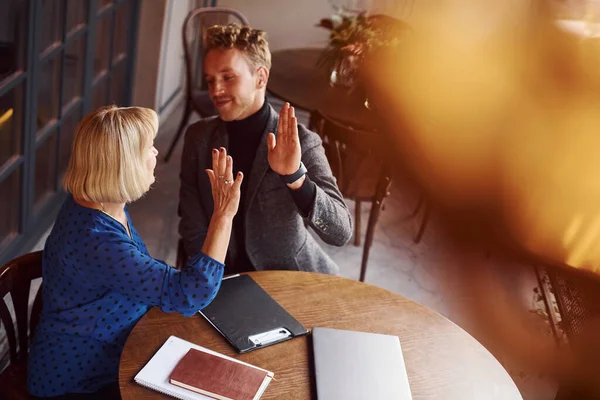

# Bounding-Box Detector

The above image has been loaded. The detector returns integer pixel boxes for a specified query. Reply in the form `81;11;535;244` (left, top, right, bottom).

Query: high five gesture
267;103;301;176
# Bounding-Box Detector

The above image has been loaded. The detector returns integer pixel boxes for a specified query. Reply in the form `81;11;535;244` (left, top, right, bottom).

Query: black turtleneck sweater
225;98;316;273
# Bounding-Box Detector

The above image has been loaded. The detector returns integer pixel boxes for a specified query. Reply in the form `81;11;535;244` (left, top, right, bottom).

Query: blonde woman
27;105;242;399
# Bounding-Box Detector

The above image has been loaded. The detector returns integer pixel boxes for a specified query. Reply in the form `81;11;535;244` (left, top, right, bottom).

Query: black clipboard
198;274;309;353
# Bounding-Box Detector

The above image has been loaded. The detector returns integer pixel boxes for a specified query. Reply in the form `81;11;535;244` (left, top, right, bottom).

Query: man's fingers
289;106;298;141
281;103;289;139
267;132;276;152
289;106;295;127
291;115;299;142
278;103;287;136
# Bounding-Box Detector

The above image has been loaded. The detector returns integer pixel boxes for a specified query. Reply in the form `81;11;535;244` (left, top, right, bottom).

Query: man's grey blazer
178;104;353;275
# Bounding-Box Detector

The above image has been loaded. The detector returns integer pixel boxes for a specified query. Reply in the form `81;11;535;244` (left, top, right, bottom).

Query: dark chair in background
538;265;600;400
0;251;43;400
310;111;393;282
164;7;249;162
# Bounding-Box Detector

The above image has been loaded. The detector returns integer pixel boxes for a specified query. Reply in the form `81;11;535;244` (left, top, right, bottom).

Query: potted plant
317;13;411;92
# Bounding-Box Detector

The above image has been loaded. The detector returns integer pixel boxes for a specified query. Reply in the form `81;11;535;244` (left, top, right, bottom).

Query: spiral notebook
134;336;274;400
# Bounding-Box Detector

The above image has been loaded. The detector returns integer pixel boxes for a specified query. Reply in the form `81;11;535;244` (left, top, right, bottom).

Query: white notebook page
134;336;273;400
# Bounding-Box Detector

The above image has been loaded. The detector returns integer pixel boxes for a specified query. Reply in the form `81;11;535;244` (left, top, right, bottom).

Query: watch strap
280;162;307;184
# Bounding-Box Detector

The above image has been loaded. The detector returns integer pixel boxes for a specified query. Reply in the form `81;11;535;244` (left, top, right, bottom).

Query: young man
178;24;352;275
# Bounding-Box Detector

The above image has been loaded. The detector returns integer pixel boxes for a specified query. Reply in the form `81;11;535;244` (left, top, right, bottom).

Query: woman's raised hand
205;147;243;220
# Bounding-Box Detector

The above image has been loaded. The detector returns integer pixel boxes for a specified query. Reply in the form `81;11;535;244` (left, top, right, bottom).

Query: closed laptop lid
312;327;413;400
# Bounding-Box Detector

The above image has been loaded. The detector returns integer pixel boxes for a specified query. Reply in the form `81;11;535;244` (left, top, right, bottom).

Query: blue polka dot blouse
27;195;224;397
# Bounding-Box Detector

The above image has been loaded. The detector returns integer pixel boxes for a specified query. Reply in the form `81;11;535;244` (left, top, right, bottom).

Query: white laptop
312;327;413;400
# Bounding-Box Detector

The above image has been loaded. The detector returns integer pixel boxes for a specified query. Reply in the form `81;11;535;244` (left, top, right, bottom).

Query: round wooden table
267;48;377;130
119;271;522;399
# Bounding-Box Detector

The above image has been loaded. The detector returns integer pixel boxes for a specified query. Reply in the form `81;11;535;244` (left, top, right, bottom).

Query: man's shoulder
297;121;322;149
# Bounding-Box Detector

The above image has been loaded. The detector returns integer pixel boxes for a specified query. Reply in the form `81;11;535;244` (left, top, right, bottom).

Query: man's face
204;48;263;121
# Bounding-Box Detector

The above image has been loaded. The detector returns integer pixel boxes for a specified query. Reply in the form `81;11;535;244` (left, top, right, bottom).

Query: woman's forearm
201;215;233;264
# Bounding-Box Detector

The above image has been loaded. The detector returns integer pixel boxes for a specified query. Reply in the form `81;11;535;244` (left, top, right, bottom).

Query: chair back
0;251;43;365
543;266;600;395
311;110;390;201
182;7;249;111
546;268;600;341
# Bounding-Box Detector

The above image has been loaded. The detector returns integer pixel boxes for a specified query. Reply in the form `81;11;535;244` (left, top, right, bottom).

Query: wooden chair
164;7;249;162
310;111;393;282
0;251;43;400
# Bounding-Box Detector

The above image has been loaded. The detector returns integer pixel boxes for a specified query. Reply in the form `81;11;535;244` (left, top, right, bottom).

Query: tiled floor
127;98;559;399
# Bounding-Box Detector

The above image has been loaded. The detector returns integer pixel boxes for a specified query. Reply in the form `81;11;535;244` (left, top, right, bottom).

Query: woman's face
144;137;159;184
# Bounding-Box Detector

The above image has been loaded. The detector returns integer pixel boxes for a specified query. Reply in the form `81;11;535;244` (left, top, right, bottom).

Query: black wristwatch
279;162;307;184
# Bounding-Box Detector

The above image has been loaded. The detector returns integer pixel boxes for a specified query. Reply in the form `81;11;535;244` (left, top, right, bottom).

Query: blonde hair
204;23;271;70
63;105;159;203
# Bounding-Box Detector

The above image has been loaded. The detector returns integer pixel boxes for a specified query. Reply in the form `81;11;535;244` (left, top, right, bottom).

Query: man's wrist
286;174;306;190
279;161;307;184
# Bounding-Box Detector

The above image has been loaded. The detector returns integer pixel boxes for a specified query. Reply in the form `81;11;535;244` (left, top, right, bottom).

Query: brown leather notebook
169;348;274;400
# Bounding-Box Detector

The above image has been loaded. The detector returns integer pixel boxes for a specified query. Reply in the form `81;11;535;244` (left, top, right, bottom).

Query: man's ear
256;66;269;88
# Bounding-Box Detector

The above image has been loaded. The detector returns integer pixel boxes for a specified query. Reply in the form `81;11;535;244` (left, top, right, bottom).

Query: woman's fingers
211;148;219;173
225;155;234;181
207;149;243;218
209;148;236;183
233;171;243;190
205;169;215;189
217;147;227;178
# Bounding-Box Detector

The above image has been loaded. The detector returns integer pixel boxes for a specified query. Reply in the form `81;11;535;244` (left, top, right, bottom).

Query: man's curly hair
204;24;271;70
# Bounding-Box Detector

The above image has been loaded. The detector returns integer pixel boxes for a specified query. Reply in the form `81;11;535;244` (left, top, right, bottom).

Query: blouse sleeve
78;229;224;317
